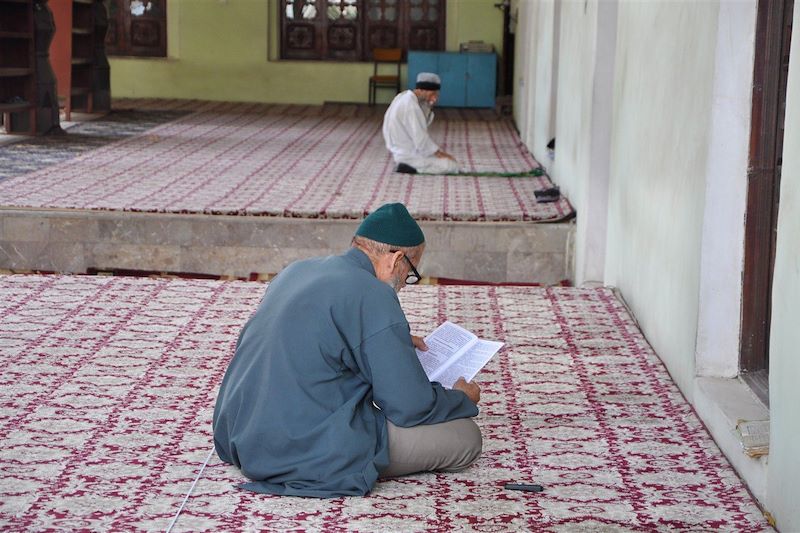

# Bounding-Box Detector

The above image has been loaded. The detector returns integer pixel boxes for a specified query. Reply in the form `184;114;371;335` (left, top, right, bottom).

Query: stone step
0;208;574;284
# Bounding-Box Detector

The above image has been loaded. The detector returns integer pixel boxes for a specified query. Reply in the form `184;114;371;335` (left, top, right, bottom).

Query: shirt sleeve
357;323;478;428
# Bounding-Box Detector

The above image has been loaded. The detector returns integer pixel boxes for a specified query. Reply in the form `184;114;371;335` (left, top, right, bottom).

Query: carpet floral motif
0;276;770;531
0;103;572;222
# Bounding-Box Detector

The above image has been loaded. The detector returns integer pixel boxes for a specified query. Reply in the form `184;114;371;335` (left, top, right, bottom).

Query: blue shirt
212;248;478;497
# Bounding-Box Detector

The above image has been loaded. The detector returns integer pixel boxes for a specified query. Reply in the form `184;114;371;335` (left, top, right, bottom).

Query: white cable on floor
165;445;216;533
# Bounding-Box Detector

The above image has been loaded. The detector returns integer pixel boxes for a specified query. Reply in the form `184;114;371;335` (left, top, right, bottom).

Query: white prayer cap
415;72;441;90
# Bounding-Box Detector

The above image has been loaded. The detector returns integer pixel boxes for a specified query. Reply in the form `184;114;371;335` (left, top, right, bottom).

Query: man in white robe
382;72;459;174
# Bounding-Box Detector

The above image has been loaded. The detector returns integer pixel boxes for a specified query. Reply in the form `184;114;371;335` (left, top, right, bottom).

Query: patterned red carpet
0;275;770;532
0;101;573;222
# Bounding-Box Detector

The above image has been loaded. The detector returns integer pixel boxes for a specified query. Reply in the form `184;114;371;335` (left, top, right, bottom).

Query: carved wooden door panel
406;0;443;52
105;0;166;57
325;0;361;61
281;0;445;61
365;0;402;54
282;0;324;59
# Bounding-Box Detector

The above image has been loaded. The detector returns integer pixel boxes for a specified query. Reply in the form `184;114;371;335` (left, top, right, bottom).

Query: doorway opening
741;0;793;406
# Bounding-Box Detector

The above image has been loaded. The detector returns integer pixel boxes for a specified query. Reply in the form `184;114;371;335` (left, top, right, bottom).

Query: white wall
512;0;536;146
512;0;560;164
531;0;559;165
553;1;595;213
604;1;720;396
766;4;800;529
695;1;757;378
513;0;799;529
553;0;616;285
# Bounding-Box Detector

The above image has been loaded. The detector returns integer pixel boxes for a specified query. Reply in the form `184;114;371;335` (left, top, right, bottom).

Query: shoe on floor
395;163;418;174
535;186;560;203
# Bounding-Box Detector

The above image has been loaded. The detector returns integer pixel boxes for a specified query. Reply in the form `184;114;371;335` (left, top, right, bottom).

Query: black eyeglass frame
390;250;422;285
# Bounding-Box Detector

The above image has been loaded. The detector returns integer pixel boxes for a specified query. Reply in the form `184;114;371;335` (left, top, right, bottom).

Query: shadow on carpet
0;110;191;182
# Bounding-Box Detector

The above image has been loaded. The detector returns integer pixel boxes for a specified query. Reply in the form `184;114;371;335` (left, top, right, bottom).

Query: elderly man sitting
213;203;482;497
382;72;460;174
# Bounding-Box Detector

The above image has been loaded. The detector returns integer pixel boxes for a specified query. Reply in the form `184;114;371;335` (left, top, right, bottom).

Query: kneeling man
213;203;482;497
383;72;459;174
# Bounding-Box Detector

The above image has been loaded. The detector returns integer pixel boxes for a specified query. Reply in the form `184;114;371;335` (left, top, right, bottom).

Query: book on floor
736;419;770;457
416;321;504;389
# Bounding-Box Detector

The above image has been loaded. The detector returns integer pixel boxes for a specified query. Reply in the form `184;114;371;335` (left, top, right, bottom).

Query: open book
416;321;504;389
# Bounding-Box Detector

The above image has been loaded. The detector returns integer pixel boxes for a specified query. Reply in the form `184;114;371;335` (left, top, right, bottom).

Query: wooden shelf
0;101;32;112
0;0;35;134
0;30;31;39
0;67;33;77
67;0;98;117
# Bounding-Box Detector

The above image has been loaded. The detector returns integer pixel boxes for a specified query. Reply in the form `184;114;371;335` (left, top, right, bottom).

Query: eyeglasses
390;250;422;285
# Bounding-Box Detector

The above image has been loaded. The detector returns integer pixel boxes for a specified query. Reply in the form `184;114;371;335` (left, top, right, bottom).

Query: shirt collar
344;247;376;276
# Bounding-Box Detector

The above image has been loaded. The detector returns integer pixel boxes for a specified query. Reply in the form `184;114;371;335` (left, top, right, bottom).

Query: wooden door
741;0;793;405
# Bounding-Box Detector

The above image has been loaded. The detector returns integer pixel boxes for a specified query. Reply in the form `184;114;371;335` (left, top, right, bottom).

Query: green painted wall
109;0;503;105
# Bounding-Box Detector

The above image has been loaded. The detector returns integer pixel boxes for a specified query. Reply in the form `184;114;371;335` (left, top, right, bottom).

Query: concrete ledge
693;376;769;505
0;208;574;284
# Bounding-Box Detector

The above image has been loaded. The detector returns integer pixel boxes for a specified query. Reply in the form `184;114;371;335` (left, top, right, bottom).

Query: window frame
104;0;167;58
280;0;446;62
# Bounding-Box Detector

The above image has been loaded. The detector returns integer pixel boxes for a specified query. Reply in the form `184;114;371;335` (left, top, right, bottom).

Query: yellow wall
110;0;503;105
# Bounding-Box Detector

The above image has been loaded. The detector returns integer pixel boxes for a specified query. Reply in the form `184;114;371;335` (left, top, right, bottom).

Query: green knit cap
355;203;425;247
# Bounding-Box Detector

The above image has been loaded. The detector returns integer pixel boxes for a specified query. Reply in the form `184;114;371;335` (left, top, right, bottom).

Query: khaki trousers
380;418;482;478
